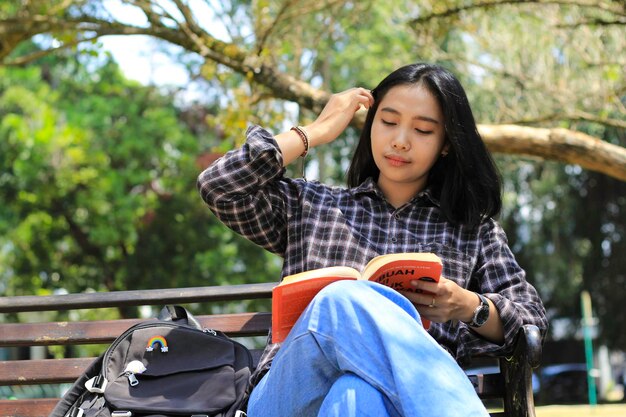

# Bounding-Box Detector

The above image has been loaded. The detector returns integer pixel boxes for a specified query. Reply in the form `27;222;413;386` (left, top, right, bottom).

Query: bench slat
0;283;275;313
0;312;272;347
0;358;95;385
0;400;509;417
0;357;504;399
0;398;57;417
0;348;266;386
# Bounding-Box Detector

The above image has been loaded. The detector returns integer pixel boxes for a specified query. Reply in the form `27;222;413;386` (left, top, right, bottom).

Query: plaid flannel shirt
197;125;547;383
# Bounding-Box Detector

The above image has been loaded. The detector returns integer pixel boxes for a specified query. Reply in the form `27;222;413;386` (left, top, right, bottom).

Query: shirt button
390;237;397;243
394;213;401;220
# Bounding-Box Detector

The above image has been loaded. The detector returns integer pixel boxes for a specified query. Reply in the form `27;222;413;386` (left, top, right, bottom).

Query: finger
354;93;373;111
360;87;375;107
400;290;433;307
410;279;439;294
354;87;374;107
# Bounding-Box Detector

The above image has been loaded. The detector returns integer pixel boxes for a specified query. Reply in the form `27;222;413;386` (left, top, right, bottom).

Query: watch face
475;307;489;326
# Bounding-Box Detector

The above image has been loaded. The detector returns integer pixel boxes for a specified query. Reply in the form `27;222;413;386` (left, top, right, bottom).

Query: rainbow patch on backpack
146;335;168;352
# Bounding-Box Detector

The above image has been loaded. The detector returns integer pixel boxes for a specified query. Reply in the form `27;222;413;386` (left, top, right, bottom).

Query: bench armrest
500;324;543;417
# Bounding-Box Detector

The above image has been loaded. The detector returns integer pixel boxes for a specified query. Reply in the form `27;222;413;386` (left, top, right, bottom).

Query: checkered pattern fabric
198;125;547;380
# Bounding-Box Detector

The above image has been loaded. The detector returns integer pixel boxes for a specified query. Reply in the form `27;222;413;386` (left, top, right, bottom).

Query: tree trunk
478;125;626;181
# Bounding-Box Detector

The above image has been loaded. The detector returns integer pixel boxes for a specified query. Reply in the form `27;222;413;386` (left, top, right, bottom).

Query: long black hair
346;63;502;228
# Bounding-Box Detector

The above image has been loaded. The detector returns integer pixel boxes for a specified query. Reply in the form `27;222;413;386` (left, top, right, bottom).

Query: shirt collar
351;178;440;207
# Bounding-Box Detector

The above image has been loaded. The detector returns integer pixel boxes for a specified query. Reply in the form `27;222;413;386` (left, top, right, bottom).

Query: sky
98;0;223;88
98;1;235;104
99;0;189;88
101;35;188;86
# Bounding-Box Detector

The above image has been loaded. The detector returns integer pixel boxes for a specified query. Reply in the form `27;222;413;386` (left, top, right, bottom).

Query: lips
384;154;410;167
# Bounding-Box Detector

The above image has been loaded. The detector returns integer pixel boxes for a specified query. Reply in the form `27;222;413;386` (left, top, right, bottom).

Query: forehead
377;84;443;121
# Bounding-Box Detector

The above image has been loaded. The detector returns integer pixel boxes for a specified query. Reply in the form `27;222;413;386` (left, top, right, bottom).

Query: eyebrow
380;107;440;125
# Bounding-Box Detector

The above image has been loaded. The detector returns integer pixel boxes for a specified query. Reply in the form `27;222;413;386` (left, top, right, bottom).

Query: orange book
271;253;442;343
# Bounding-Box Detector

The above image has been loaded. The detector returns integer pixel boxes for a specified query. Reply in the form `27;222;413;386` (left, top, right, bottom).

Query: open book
271;252;442;343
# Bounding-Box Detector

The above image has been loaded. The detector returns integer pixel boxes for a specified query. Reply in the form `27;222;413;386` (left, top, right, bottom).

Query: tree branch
509;111;626;130
557;17;626;27
409;0;625;25
279;0;350;21
171;0;203;33
126;0;167;27
1;6;625;182
255;0;297;55
479;124;626;181
3;34;100;66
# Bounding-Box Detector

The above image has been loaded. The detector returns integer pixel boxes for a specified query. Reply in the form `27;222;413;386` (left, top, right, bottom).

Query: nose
391;132;411;151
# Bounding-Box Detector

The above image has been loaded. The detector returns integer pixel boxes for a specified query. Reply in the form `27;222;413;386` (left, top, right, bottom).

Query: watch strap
465;293;490;327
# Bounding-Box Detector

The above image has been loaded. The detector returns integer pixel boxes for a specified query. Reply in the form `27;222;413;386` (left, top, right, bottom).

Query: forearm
274;123;330;167
274;129;310;167
459;290;504;344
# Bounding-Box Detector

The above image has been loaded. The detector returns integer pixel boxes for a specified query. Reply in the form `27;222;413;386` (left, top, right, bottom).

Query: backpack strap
67;406;84;417
85;375;108;393
157;305;203;330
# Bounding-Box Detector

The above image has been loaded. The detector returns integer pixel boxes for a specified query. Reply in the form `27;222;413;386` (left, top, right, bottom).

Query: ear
441;142;450;157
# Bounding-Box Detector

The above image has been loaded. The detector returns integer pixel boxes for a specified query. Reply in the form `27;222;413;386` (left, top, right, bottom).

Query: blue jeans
247;281;489;417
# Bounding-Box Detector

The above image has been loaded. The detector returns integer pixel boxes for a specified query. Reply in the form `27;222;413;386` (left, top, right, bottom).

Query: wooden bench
0;283;542;417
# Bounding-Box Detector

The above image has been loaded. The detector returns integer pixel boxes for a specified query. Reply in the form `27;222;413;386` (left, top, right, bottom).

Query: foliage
0;43;281;306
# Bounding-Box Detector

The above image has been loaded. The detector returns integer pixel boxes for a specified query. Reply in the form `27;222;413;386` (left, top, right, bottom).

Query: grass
535;404;626;417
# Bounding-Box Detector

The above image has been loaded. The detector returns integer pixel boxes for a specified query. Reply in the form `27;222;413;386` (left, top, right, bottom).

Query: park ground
535;404;626;416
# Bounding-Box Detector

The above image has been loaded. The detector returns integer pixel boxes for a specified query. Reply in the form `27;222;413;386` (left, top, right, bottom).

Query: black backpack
50;305;253;417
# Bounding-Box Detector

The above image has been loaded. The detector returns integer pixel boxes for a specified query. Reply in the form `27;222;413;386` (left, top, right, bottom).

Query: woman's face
370;83;448;207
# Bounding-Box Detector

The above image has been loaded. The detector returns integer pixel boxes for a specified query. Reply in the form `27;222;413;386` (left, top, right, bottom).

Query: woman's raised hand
274;87;374;167
305;87;374;147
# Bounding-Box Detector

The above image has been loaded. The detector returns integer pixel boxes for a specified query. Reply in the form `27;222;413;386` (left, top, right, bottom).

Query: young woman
198;63;547;417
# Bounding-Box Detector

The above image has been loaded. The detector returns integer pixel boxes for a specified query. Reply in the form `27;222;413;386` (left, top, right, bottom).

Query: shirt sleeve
196;125;297;257
457;219;548;359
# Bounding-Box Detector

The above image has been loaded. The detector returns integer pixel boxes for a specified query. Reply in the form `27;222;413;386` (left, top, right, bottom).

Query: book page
280;266;361;285
362;253;442;289
361;253;442;330
362;253;441;279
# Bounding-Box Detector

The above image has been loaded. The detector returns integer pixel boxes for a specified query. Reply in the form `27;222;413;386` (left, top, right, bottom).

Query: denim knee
313;280;419;321
315;280;364;303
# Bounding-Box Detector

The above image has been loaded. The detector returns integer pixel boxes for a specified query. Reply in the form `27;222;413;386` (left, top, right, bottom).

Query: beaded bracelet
290;126;309;158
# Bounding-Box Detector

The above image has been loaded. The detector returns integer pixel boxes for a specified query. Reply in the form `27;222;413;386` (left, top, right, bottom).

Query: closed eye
382;119;433;134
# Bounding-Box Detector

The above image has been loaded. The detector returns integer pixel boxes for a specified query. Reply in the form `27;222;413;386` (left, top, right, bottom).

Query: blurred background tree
0;41;281;305
0;0;624;349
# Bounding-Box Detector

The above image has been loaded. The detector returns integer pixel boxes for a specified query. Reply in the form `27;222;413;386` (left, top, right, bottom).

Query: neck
377;180;425;208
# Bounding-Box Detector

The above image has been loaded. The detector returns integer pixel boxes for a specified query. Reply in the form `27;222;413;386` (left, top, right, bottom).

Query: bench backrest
0;283;540;417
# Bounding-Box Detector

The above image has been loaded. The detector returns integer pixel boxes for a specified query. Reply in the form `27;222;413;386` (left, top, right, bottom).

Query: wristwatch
465;293;490;328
